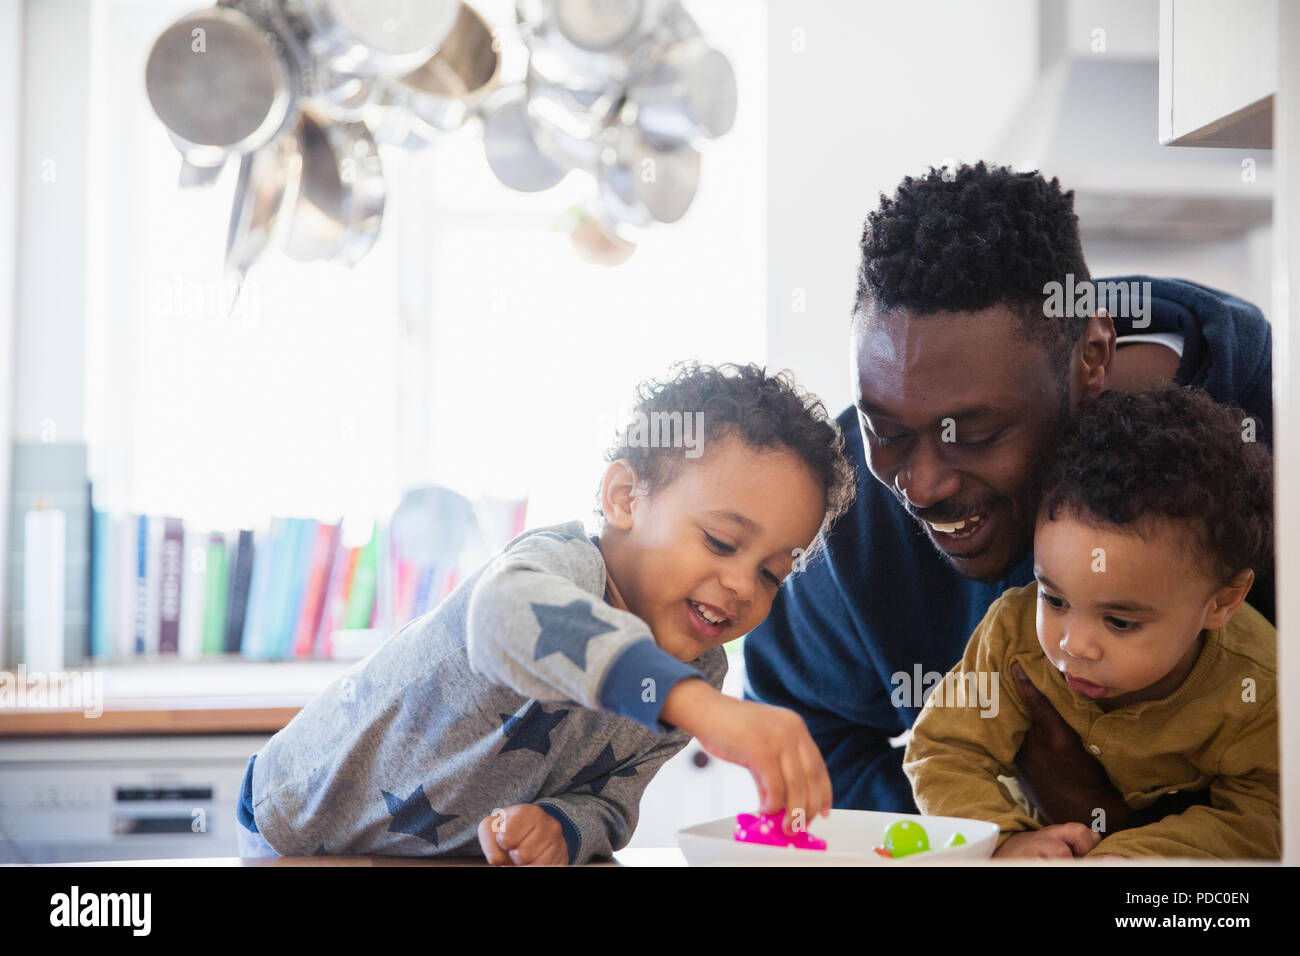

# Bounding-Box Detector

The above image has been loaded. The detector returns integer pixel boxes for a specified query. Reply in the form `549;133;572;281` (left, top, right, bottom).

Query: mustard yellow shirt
902;582;1279;859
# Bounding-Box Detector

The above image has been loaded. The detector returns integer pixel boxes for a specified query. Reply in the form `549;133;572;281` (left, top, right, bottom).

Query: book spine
241;519;279;659
313;536;351;658
90;508;113;659
201;532;229;655
133;515;148;656
280;518;317;657
294;521;339;657
224;529;254;654
157;517;184;654
344;523;379;630
178;528;206;660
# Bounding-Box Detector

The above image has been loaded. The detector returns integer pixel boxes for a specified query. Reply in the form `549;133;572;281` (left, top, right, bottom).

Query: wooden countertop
0;659;353;737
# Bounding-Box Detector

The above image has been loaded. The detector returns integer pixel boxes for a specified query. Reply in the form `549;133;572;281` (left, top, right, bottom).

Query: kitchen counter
23;848;687;867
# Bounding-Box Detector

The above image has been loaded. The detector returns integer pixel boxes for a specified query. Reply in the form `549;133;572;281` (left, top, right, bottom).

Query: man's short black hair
855;161;1091;376
1040;383;1273;584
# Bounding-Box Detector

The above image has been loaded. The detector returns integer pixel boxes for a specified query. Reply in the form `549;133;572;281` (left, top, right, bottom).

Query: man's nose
895;440;960;510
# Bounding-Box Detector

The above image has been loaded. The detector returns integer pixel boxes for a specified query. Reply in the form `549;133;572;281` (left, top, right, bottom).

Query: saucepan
628;40;737;146
481;86;569;193
279;0;462;77
374;1;502;146
284;108;386;265
596;122;699;226
146;5;297;178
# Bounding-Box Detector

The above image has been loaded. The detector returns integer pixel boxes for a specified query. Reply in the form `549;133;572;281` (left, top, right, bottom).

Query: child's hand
663;680;831;833
993;823;1101;859
476;804;568;866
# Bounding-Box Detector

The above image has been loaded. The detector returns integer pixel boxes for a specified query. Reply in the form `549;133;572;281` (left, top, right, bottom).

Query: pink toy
734;811;828;850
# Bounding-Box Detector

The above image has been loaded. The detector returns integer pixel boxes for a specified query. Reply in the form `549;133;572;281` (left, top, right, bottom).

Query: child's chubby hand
993;823;1101;859
663;679;832;834
476;804;568;866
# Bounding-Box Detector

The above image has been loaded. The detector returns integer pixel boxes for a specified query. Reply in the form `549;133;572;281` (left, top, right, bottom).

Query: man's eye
703;532;735;554
959;429;1003;447
869;430;906;447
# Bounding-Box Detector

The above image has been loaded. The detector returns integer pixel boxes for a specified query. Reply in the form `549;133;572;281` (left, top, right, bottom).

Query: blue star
382;784;458;847
498;701;570;757
313;843;330;856
531;599;617;670
575;743;639;794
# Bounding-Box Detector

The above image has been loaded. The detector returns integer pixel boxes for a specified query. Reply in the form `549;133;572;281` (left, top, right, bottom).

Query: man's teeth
927;514;983;533
691;601;726;625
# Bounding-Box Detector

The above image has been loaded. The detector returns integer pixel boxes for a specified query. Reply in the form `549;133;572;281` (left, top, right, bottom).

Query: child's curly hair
600;362;856;556
1039;383;1272;583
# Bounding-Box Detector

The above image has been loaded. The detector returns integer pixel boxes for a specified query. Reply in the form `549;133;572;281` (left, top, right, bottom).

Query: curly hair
601;362;856;553
1039;383;1273;584
856;161;1091;376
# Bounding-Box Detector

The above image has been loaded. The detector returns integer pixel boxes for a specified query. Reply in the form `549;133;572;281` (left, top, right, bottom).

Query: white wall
763;0;1040;414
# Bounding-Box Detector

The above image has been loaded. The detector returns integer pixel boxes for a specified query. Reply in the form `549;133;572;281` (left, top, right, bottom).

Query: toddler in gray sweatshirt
237;362;855;864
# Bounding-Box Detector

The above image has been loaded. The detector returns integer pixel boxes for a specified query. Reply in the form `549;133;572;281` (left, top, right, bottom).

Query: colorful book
293;521;340;657
132;515;149;655
201;532;229;655
241;518;282;659
90;508;113;659
143;516;164;655
314;537;354;658
224;529;255;654
266;518;312;658
344;523;379;630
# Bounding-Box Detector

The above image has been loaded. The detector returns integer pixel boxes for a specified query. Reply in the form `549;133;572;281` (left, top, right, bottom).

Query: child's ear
600;460;640;530
1202;568;1255;630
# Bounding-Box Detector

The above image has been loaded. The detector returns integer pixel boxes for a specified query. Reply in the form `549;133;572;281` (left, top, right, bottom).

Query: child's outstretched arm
465;529;709;732
902;590;1043;850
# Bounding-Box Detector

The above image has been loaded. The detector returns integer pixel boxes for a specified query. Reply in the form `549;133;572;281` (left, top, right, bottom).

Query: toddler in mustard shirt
904;383;1279;859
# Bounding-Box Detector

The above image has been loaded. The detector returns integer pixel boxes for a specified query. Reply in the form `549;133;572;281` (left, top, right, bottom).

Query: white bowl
676;809;999;866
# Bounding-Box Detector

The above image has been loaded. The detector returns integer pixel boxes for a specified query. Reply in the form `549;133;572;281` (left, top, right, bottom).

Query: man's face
852;304;1066;582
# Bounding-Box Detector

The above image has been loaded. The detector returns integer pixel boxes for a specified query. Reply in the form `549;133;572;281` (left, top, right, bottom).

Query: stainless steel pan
284;108;386;264
226;124;303;278
146;6;296;168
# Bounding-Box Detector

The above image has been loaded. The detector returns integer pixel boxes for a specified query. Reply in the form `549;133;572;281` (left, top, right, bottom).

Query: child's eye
1041;592;1066;610
703;532;736;554
760;567;781;587
1105;616;1140;633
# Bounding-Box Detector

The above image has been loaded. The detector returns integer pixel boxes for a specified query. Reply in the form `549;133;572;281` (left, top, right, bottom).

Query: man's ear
1202;568;1255;630
1072;308;1116;403
600;459;640;530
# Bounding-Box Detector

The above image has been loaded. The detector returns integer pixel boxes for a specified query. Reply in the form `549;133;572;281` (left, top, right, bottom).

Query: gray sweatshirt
248;521;727;863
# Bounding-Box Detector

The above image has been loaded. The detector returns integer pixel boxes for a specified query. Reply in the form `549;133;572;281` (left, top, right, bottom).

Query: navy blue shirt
743;276;1275;813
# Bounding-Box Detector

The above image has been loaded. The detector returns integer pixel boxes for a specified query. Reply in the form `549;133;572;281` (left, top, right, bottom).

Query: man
743;162;1274;827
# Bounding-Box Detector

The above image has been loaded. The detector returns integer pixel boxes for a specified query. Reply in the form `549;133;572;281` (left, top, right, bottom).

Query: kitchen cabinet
1159;0;1277;147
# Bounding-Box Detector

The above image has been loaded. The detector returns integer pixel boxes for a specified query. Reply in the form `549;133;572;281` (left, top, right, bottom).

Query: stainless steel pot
373;1;502;145
284;108;386;265
596;123;699;225
146;5;297;165
481;87;569;193
281;0;462;77
629;40;736;146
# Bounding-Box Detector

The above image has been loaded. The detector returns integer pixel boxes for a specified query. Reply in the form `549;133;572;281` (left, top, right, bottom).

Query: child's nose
718;565;756;604
1059;627;1103;661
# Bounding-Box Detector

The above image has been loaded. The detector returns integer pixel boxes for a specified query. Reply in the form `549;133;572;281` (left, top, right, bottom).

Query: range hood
992;8;1272;241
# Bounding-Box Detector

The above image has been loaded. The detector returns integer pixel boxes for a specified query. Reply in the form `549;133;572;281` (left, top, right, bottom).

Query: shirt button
1088;744;1102;755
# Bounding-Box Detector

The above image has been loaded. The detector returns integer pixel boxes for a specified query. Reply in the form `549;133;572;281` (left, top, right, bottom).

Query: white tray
676;809;999;866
